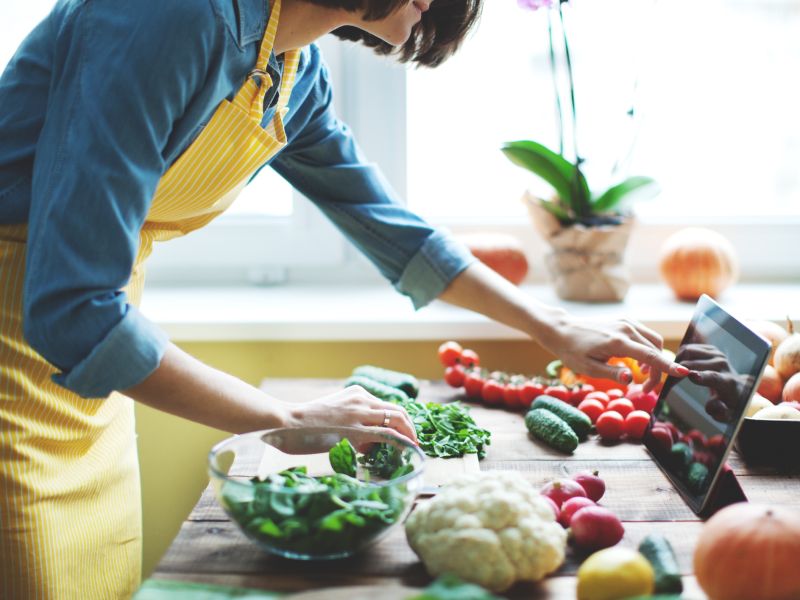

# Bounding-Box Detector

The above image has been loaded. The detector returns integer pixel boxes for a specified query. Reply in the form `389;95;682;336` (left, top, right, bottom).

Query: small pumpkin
658;228;738;301
694;503;800;600
456;232;529;285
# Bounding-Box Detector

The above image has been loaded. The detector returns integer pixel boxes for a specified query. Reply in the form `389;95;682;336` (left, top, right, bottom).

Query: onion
757;365;784;404
747;320;789;366
774;319;800;381
782;373;800;403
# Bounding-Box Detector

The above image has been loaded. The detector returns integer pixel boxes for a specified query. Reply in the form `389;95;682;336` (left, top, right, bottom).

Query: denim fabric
0;0;475;398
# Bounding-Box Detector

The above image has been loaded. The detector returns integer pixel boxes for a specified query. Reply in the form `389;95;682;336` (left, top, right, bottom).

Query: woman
0;0;688;597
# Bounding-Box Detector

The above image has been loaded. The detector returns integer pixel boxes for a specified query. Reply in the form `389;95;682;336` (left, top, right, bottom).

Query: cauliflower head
404;471;567;592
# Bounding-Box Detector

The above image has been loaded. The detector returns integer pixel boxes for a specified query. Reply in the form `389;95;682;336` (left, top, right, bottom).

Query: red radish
607;398;635;418
577;398;605;424
541;478;588;508
624;410;651;440
541;495;560;519
573;471;606;502
596;411;626;442
783;373;800;402
559;497;596;527
570;506;625;551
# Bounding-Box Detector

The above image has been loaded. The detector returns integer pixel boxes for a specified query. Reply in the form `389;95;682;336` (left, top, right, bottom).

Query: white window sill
139;282;800;342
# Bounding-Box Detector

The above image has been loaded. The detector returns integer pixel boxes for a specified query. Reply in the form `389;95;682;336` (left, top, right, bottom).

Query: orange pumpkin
659;227;739;301
694;503;800;600
456;232;529;285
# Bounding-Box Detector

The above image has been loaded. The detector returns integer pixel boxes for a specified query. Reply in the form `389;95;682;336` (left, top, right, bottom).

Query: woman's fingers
368;407;418;445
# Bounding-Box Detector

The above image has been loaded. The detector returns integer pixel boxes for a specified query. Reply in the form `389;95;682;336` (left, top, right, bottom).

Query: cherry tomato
706;434;726;456
585;391;610;407
520;380;546;407
596;411;625;442
607;398;635;419
606;388;626;400
459;348;480;368
629;388;659;414
437;341;463;367
648;426;674;454
569;383;595;406
444;364;466;388
544;385;570;403
502;383;522;409
683;429;708;449
463;370;485;399
577;398;605;424
624;409;651;440
481;379;504;405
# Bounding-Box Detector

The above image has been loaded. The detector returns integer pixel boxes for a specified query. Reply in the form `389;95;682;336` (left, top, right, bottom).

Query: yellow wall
136;338;679;578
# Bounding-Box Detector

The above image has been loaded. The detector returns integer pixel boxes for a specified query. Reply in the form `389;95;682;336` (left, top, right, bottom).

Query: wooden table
148;379;800;599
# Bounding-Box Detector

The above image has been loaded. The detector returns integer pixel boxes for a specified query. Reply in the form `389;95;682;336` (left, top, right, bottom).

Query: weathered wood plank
158;519;704;580
152;572;708;600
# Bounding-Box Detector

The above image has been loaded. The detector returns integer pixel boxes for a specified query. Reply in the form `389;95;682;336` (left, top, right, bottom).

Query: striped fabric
0;0;298;596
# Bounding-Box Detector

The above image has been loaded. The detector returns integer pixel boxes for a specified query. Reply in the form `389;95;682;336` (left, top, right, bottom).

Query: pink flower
517;0;556;10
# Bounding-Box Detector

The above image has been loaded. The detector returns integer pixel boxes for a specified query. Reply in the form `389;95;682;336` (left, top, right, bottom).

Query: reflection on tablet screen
645;297;767;506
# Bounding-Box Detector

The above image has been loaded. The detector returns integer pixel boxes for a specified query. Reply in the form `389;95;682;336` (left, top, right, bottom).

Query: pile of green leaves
222;439;412;557
400;397;491;460
408;575;501;600
223;466;407;557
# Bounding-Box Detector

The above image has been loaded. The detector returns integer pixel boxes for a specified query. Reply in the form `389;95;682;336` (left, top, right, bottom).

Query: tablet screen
643;295;770;513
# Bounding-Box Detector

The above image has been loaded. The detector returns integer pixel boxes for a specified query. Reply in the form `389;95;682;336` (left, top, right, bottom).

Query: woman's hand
544;314;690;391
285;385;418;445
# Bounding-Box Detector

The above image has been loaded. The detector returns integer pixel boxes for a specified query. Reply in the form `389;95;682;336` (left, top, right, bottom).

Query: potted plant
504;0;660;302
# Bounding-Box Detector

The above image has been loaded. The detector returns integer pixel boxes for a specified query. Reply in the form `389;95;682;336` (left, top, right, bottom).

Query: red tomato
596;411;625;441
648;425;674;453
606;388;626;400
520;380;546;407
585;391;610;407
437;341;463;367
502;384;522;409
577;398;605;424
624;410;651;440
629;389;659;414
463;370;485;399
607;398;634;419
481;379;504;405
544;385;570;403
459;348;480;368
683;429;708;449
706;434;726;456
569;383;595;406
443;364;466;388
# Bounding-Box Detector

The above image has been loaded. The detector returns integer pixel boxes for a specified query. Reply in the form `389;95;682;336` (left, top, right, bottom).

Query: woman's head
305;0;483;67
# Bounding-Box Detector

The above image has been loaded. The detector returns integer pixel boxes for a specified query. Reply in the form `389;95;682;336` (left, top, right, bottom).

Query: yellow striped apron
0;0;298;596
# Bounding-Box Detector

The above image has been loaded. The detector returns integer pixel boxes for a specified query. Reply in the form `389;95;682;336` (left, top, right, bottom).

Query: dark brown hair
303;0;483;67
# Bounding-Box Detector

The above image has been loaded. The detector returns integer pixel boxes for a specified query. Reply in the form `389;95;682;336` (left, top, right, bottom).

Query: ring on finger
382;410;391;427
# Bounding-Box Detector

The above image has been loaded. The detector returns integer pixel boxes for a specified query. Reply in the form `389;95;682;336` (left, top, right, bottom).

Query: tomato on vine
459;348;480;368
444;364;466;388
437;341;463;367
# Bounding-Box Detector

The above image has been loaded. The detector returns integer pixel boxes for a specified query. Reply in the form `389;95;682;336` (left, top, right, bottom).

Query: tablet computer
643;294;771;515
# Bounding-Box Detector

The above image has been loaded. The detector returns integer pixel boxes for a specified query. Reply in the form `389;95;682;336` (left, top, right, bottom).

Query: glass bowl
208;426;425;560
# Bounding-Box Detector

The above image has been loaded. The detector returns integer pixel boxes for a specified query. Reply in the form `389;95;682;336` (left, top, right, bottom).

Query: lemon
576;547;655;600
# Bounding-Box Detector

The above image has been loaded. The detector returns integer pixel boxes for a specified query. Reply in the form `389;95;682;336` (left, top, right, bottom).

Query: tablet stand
699;463;748;518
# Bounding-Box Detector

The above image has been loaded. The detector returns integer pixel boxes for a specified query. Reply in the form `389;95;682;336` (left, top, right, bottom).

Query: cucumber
344;375;410;405
638;533;684;594
524;408;579;454
669;442;693;475
351;365;419;399
687;461;709;493
531;395;592;439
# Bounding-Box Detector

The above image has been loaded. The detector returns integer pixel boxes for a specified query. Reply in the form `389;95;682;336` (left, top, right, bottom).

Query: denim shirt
0;0;475;398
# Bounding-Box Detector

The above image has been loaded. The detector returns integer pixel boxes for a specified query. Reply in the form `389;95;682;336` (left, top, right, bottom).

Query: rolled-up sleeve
270;51;475;310
22;0;222;397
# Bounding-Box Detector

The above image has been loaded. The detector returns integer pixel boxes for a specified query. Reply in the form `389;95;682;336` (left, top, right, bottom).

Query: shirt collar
235;0;269;47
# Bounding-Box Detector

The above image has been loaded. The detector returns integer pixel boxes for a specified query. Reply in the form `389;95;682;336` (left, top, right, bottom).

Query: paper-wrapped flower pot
523;191;634;302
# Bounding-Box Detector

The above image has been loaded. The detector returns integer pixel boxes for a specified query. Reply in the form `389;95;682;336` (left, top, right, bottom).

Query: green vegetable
408;574;502;600
638;533;684;595
619;596;683;600
344;377;491;460
352;365;420;398
524;408;579;454
329;438;357;477
669;442;693;475
531;395;592;439
222;459;411;557
358;443;414;480
687;461;709;494
345;375;410;404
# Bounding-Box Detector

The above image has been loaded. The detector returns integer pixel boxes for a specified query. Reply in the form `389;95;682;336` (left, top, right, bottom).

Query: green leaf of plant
592;176;660;213
329;438;357;477
501;140;591;217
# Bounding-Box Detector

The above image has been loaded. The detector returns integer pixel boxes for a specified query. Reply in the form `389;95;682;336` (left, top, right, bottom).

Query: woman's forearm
123;342;290;434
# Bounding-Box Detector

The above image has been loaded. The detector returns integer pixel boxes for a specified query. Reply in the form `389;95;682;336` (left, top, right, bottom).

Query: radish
573;471;606;502
558;497;596;527
540;478;587;508
570;506;625;551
